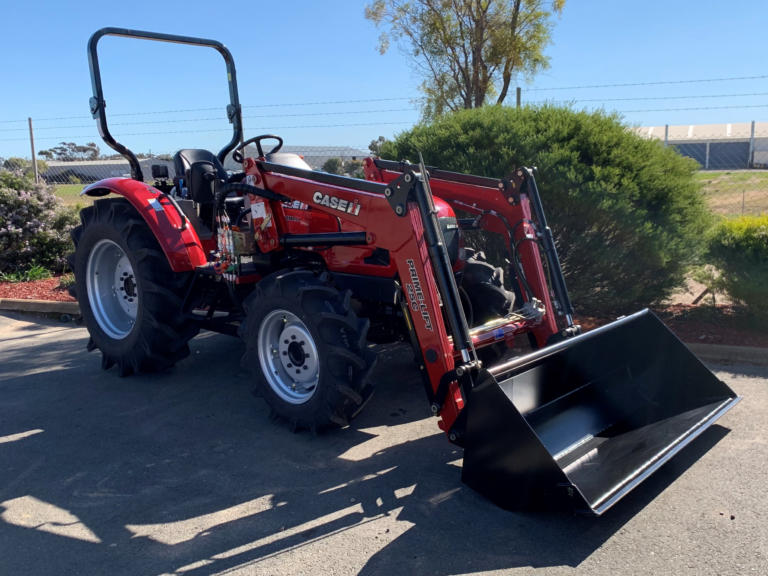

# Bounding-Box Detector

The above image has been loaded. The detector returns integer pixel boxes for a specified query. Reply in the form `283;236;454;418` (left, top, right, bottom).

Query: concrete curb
0;298;80;316
0;299;765;366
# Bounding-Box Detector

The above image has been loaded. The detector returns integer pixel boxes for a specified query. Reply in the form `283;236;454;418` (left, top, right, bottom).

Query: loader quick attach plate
460;309;740;515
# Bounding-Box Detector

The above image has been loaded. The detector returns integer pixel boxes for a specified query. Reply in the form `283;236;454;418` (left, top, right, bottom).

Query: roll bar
87;27;243;182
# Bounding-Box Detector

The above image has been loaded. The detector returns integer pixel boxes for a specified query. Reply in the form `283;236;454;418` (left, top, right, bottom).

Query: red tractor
72;28;739;515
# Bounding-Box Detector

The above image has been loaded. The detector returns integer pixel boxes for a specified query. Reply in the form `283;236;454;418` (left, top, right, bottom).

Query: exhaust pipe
461;309;740;515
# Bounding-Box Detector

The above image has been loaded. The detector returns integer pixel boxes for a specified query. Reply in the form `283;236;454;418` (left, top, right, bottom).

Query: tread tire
240;270;376;431
71;198;198;376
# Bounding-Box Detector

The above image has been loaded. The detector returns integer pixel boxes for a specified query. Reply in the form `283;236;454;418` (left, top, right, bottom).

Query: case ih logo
312;191;361;216
405;259;433;331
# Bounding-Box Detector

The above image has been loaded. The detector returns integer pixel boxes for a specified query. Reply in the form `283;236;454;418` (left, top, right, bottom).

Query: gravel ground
0;312;766;576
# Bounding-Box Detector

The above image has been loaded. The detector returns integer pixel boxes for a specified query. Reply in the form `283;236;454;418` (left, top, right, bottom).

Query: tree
2;157;29;172
38;141;100;161
1;157;49;179
345;159;366;179
322;158;343;174
369;136;389;156
365;0;564;118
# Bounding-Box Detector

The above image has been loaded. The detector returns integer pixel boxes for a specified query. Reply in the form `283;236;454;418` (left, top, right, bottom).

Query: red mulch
577;304;768;349
2;277;766;349
0;277;76;302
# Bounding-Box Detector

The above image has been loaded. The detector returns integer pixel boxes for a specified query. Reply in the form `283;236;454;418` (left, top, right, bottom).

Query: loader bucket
461;309;740;515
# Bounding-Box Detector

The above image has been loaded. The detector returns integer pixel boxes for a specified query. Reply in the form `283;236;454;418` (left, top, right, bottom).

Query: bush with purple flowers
0;171;78;275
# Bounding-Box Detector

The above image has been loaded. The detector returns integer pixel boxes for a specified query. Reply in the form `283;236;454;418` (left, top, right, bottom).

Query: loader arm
365;158;576;347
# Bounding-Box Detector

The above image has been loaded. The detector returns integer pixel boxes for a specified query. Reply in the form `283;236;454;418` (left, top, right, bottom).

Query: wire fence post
28;117;39;183
516;87;521;109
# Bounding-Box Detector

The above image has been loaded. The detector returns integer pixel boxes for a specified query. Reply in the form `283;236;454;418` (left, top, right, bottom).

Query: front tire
240;270;376;431
71;198;198;376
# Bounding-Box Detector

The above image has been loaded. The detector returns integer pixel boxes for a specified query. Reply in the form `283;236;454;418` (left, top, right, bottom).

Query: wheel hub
258;309;320;404
86;239;137;340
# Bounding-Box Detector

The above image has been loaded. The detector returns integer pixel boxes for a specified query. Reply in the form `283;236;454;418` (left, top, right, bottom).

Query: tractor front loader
72;28;739;515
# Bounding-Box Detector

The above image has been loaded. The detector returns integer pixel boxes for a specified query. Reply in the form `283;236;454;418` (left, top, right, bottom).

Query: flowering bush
0;171;78;274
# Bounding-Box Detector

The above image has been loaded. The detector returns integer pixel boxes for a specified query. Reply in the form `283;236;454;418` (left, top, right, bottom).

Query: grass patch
0;265;53;283
58;272;75;290
53;183;93;207
695;170;768;216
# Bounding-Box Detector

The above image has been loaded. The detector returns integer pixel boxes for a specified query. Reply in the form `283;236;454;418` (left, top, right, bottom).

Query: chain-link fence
637;121;768;169
695;170;768;217
38;145;370;186
3;124;767;216
635;122;768;216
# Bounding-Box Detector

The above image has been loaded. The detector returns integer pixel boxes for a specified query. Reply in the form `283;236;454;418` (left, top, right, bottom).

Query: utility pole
28;117;39;183
516;87;521;109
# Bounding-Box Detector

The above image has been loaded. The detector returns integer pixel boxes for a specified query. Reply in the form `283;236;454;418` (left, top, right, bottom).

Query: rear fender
82;178;207;272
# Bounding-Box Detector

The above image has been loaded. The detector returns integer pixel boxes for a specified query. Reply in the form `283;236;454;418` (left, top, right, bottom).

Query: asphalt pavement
0;311;766;576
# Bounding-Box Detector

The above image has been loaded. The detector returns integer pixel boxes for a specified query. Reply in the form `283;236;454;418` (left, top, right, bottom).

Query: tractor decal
312;191;361;215
405;258;433;331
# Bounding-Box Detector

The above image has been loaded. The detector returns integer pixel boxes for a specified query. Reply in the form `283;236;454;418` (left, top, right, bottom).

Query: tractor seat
173;149;228;204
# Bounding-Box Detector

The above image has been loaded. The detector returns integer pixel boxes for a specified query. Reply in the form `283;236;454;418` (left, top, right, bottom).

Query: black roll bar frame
87;27;243;182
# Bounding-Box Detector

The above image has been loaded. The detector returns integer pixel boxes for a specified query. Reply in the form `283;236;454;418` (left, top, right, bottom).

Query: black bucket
461;309;740;515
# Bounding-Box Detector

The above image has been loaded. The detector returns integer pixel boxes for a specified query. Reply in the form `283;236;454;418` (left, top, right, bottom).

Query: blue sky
1;0;767;159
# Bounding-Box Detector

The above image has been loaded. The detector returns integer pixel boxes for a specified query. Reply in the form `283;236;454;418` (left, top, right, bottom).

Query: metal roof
636;122;768;142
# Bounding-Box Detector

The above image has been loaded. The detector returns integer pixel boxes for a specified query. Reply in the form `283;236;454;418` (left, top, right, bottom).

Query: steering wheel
232;134;284;163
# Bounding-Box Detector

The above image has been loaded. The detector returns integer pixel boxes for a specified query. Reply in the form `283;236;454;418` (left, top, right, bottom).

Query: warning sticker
251;201;267;220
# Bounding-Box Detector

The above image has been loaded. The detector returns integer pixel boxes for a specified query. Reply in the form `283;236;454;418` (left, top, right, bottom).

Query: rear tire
71;198;198;376
240;270;376;431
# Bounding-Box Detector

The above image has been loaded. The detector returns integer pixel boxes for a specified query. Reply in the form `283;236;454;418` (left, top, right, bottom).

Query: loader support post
413;173;476;363
518;168;574;325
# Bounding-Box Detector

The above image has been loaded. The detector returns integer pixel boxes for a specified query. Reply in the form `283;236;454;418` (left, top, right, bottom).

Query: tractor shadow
0;317;734;575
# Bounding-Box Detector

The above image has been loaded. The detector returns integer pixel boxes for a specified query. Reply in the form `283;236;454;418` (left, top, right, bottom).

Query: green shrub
707;215;768;315
0;264;52;283
0;171;79;275
381;105;712;313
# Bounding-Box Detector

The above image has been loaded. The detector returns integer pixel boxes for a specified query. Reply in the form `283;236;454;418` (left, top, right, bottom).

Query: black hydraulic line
215;182;290;207
280;232;368;248
520;168;575;322
88;27;243;181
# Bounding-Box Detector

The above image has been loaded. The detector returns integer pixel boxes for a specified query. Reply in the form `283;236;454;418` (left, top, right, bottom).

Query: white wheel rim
86;239;137;340
257;309;320;404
